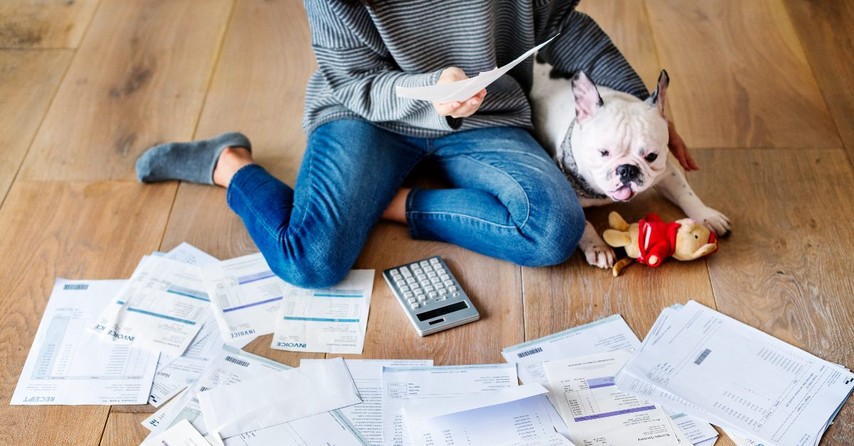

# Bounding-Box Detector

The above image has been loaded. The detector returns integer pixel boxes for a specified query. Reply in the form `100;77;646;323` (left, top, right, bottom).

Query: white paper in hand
395;34;559;103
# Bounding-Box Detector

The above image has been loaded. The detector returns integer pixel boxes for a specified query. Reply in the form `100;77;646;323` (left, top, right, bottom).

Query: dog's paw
583;243;616;269
692;207;732;237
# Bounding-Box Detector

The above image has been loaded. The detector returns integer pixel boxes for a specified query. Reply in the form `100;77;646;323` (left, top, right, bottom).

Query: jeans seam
408;210;519;230
457;153;532;228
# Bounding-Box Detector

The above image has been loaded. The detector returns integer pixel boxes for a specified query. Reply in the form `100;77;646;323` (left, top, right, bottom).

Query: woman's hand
668;120;699;171
432;67;487;119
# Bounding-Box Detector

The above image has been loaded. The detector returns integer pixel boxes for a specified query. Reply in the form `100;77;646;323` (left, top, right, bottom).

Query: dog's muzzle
617;164;640;185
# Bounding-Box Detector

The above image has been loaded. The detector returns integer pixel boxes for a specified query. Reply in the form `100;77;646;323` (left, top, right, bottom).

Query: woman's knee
267;249;353;289
512;190;585;267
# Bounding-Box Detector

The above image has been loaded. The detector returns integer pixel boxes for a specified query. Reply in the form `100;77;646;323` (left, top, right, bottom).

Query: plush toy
602;211;718;277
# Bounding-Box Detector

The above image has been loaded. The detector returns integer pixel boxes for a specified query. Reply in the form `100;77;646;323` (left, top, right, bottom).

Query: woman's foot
135;132;252;185
212;147;254;187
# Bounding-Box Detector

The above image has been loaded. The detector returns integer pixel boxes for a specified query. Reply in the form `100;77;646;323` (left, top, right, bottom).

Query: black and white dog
530;62;731;268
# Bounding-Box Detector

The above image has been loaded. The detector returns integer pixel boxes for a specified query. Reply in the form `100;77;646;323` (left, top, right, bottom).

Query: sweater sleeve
539;4;648;99
304;1;454;129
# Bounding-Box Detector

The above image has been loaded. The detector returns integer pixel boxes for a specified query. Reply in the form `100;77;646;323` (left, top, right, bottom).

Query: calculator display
417;301;468;322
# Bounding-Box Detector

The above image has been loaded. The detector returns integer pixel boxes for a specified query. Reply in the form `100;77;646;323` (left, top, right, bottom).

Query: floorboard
100;412;152;446
0;49;72;204
646;0;839;149
19;0;233;182
0;0;99;49
783;0;854;161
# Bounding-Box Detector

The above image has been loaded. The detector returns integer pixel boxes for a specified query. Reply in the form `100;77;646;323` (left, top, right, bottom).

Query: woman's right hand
432;67;487;119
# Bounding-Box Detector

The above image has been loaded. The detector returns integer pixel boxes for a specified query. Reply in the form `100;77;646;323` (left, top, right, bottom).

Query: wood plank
578;0;662;88
646;0;839;149
100;412;152;446
19;0;233;182
698;148;854;445
0;0;99;49
0;180;175;446
783;0;854;160
0;49;72;204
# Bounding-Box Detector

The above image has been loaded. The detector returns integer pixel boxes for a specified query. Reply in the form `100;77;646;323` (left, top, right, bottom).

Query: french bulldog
530;61;731;268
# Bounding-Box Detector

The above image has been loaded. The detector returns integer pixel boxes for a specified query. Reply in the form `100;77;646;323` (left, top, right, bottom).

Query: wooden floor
1;1;852;445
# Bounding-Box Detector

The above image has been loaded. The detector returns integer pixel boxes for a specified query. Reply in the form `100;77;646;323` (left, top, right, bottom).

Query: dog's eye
599;149;610;157
645;153;658;162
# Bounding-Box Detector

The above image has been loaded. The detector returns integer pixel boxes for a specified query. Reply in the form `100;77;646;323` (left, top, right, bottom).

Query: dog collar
558;119;608;200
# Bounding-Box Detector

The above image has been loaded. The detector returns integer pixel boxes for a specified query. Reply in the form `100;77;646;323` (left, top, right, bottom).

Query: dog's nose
616;164;640;183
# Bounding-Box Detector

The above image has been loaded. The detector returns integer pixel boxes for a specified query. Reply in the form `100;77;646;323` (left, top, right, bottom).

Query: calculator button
404;291;413;298
430;277;441;284
415;289;424;296
428;291;437;298
420;260;430;267
440;274;450;281
449;285;458;292
427;271;437;278
430;257;440;264
407;297;417;303
424;285;435;292
410;303;420;309
443;280;453;287
402;269;412;277
399;285;410;292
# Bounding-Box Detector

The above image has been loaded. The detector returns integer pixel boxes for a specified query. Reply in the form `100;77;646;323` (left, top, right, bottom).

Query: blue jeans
226;119;584;288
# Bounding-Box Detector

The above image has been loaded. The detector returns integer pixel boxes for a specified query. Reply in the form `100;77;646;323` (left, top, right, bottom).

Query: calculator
383;256;480;336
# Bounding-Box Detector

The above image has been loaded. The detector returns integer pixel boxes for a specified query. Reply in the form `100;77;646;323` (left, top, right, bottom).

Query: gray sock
135;132;252;184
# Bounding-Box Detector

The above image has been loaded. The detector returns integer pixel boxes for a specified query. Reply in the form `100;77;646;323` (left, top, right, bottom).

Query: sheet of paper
395;35;558;103
302;359;434;446
199;357;362;440
616;300;854;446
272;270;374;354
404;384;569;446
143;345;287;435
11;279;159;405
381;364;518;446
202;253;286;344
545;350;682;446
164;242;220;267
219;411;368;446
141;419;211;446
501;314;718;445
91;255;211;356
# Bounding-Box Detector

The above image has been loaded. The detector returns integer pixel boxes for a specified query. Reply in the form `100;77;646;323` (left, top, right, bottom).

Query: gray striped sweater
303;0;647;138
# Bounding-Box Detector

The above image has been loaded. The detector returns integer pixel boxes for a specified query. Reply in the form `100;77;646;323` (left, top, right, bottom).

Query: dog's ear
646;69;669;117
571;71;603;123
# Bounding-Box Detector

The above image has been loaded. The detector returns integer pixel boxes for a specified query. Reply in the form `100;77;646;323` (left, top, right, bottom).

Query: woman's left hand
668;120;699;171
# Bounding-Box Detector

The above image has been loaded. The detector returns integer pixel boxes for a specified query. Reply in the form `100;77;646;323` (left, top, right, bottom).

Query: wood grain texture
19;0;233;182
0;50;72;204
578;0;661;88
0;180;175;446
0;0;99;48
100;412;153;446
783;0;854;159
646;0;839;149
695;149;854;445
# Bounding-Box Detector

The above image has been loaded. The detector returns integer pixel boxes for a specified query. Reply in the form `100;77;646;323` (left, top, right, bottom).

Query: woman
136;0;695;288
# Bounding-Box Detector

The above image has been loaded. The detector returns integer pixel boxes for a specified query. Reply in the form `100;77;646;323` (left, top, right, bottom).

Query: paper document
163;242;220;267
218;411;368;446
302;359;434;445
381;364;518;446
91;255;210;356
143;345;287;435
395;35;558;103
501;314;718;445
545;350;683;446
403;384;569;446
616;300;854;446
11;279;159;405
202;253;286;344
272;270;374;354
141;419;210;446
198;357;362;440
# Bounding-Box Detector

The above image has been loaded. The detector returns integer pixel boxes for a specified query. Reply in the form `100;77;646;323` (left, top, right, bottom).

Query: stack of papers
501;315;719;446
615;300;854;446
